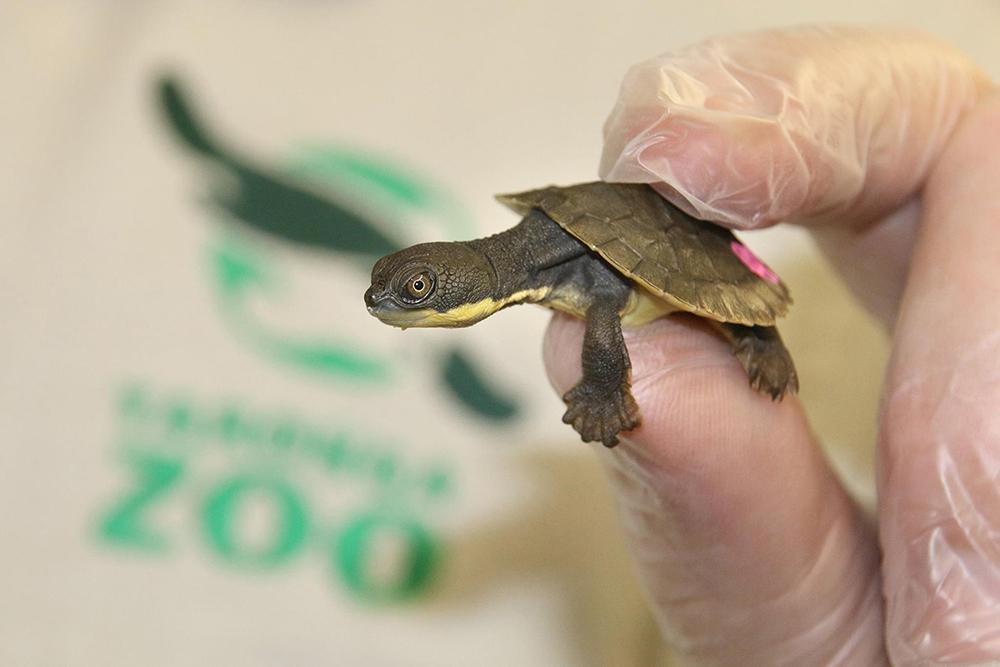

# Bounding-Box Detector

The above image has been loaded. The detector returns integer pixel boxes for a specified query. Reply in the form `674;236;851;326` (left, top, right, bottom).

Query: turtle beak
364;286;441;329
363;285;383;312
364;285;410;325
364;285;399;319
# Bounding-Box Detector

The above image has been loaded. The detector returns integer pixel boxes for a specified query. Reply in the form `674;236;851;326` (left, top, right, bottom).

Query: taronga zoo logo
155;76;519;422
89;76;522;605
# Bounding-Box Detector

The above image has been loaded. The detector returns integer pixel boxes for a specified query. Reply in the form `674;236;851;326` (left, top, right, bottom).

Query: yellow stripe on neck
432;288;549;326
386;288;550;328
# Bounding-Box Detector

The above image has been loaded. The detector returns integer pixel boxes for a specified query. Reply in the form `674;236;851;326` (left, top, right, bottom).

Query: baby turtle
364;181;797;446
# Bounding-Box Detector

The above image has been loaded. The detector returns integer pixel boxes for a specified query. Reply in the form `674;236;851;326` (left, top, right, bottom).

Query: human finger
879;97;1000;665
601;25;991;231
544;314;887;665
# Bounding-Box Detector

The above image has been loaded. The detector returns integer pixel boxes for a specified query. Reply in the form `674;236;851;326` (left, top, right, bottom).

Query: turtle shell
496;181;791;326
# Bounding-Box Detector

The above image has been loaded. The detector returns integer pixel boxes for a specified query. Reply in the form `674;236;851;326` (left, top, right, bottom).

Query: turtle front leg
720;323;799;400
561;296;640;447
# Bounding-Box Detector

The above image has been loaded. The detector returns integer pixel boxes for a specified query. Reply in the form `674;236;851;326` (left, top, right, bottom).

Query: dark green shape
158;77;399;258
440;348;519;421
334;512;439;603
288;151;430;208
158;73;521;422
201;475;310;569
96;452;184;552
285;148;470;240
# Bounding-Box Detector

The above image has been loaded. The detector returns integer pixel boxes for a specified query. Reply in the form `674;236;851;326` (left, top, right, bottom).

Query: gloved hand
543;25;998;666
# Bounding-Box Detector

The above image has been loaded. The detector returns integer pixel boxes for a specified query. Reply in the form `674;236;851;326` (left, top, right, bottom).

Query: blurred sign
95;381;449;603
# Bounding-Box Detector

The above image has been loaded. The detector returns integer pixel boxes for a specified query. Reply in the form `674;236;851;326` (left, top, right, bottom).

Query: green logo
95;382;450;603
91;75;529;605
158;77;520;422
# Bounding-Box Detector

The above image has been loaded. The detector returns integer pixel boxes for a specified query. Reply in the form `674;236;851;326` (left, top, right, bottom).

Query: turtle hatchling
364;181;797;447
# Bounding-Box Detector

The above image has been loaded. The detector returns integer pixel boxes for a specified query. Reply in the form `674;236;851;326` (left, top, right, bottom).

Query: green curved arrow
211;238;389;380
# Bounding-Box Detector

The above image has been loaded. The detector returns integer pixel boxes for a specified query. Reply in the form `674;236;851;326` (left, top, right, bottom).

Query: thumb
601;25;991;230
544;314;886;665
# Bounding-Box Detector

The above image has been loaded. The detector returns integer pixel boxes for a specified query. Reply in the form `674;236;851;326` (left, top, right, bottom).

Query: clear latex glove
544;25;999;666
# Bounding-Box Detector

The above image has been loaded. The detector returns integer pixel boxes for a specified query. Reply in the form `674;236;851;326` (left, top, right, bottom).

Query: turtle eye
402;271;435;303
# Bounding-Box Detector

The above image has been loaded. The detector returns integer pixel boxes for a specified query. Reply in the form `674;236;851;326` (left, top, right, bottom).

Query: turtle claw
561;383;641;448
733;333;798;401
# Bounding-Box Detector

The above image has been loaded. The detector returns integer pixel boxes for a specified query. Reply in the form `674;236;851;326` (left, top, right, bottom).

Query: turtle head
364;241;499;328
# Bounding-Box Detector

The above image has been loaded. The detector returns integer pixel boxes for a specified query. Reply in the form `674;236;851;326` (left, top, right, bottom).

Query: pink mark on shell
730;241;780;284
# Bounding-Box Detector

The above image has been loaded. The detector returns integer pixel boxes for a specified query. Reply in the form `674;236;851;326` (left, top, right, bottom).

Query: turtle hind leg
562;295;640;447
720;323;799;400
